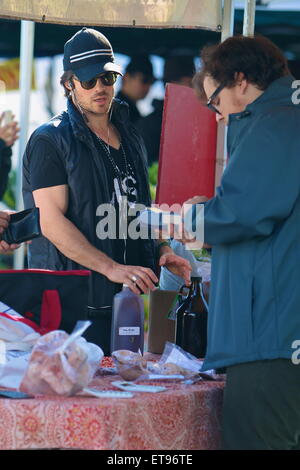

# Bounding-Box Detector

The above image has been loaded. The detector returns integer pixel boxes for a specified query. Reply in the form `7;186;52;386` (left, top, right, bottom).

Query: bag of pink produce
20;321;103;396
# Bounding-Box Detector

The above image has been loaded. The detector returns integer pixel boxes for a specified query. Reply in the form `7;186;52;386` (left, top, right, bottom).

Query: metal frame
214;0;235;191
243;0;256;36
13;20;35;268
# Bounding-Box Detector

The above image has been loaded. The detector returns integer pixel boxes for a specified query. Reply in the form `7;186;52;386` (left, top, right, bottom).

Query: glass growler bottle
177;277;208;358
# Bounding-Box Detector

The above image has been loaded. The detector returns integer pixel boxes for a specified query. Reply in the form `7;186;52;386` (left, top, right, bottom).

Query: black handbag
2;208;41;244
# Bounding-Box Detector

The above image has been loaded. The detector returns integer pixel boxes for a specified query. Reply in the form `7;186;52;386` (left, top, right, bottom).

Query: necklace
96;134;129;198
93;123;129;192
95;130;130;266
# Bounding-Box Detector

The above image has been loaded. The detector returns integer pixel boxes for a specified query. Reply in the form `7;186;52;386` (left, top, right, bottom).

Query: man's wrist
158;240;170;250
158;240;173;257
99;256;117;278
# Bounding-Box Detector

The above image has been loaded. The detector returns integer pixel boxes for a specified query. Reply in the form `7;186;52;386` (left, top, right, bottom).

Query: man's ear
65;79;74;91
234;72;247;94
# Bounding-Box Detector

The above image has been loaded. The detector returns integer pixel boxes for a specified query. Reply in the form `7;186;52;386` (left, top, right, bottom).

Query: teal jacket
201;75;300;371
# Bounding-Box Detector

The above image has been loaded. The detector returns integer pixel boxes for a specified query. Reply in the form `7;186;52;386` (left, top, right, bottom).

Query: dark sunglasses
206;82;226;114
74;71;118;90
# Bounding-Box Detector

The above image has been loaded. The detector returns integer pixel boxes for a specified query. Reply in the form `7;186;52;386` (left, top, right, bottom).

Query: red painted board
155;83;217;206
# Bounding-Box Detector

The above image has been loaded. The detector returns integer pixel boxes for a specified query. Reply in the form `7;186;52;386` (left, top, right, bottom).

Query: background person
116;55;155;123
0;112;19;200
188;35;300;450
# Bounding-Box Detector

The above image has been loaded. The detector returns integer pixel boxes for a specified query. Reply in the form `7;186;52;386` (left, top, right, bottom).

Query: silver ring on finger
131;275;138;283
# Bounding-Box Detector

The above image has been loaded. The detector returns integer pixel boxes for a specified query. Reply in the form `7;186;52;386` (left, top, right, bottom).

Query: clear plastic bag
148;342;219;381
111;349;147;381
111;343;218;382
147;342;203;378
19;321;103;396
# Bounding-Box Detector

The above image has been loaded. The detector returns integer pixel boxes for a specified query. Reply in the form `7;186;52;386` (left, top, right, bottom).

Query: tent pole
13;20;35;269
221;0;235;40
243;0;256;36
214;0;234;191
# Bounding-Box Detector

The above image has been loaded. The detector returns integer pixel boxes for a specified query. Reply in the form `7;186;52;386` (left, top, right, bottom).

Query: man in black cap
116;56;155;123
22;28;191;353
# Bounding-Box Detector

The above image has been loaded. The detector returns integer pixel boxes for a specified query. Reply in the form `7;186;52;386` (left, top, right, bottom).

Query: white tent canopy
0;0;222;30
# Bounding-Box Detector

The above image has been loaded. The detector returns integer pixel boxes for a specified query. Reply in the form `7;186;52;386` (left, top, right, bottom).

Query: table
0;356;225;450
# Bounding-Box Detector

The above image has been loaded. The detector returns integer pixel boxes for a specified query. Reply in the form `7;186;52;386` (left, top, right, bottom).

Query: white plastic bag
0;302;41;351
0;303;41;389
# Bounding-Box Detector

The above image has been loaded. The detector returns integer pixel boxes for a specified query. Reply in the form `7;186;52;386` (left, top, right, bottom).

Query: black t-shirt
90;132;140;266
28;131;141;267
28;138;68;191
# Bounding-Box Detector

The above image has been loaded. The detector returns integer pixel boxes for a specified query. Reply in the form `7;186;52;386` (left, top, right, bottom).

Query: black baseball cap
63;27;122;81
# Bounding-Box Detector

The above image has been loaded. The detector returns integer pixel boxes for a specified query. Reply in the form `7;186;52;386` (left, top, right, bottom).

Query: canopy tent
0;7;300;58
0;0;223;29
0;20;220;58
0;0;256;267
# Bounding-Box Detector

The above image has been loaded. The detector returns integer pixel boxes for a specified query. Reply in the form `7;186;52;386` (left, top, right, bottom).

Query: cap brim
75;62;123;81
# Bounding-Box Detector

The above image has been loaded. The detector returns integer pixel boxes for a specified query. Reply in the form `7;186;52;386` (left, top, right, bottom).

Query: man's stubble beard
75;91;114;118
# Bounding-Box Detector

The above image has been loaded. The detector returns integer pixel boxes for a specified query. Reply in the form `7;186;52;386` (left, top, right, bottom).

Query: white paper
119;327;140;336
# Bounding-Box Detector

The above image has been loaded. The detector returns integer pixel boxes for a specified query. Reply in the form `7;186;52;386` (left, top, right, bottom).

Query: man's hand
0;210;9;234
0;211;21;253
159;252;192;286
0;113;20;147
105;261;158;295
0;240;20;253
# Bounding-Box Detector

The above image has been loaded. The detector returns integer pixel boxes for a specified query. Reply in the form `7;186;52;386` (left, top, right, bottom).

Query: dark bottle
110;285;144;354
176;277;208;358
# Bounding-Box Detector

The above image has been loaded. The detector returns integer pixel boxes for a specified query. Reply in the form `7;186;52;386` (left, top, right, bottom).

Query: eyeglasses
206;82;226;115
74;71;118;90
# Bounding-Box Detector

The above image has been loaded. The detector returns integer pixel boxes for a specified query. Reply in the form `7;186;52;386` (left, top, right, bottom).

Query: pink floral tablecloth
0;356;225;450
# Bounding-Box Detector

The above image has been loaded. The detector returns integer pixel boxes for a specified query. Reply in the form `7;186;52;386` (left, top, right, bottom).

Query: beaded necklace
95;133;129;265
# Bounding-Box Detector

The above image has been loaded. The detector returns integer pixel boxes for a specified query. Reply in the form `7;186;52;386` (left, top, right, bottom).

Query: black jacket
23;99;157;307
